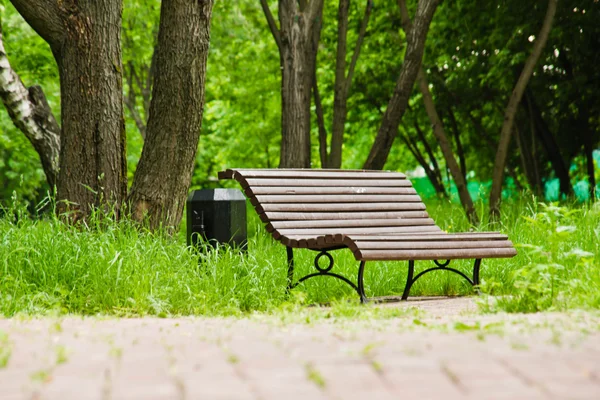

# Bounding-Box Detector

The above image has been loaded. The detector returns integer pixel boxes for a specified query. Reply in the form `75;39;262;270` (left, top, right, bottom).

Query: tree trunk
526;89;572;197
128;0;214;230
397;0;477;224
325;0;372;168
11;0;127;220
584;137;597;201
363;0;438;170
0;19;60;189
489;0;557;221
261;0;324;168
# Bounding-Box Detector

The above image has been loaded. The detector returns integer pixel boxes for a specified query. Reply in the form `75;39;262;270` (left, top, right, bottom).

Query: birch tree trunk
489;0;557;221
0;19;60;189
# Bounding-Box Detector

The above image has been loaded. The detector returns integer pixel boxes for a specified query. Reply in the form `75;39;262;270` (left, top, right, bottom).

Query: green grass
0;196;599;317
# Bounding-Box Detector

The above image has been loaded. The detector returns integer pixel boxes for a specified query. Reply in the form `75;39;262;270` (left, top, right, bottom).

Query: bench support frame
286;246;369;303
286;247;482;303
401;258;482;300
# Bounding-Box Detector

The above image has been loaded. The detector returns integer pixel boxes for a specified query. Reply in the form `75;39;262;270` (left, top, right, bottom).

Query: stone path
1;298;599;400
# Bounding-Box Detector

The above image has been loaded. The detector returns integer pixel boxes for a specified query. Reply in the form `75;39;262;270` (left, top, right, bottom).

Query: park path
0;298;599;400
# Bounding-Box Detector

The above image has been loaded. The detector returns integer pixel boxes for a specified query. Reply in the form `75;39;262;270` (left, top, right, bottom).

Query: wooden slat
273;225;442;239
260;210;429;222
268;218;435;230
247;186;417;195
256;202;427;213
241;178;413;188
355;247;517;261
347;240;514;252
219;169;406;179
341;233;508;241
252;194;422;204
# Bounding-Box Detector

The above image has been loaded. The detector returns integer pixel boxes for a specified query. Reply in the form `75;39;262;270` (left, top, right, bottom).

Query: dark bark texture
128;0;214;229
278;1;323;168
324;0;372;168
0;20;60;188
261;0;324;168
363;0;438;170
11;0;127;219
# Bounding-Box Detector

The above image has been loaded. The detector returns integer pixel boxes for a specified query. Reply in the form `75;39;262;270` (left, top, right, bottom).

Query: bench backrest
218;169;443;241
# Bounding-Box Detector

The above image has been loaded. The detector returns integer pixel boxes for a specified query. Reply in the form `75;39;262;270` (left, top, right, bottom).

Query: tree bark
489;0;557;221
363;0;438;170
261;0;324;168
128;0;214;230
325;0;372;168
0;19;60;189
11;0;128;220
397;0;477;224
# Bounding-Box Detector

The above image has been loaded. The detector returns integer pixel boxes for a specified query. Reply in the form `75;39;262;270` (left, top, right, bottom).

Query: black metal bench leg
473;258;482;293
401;260;415;300
286;246;294;291
357;261;368;304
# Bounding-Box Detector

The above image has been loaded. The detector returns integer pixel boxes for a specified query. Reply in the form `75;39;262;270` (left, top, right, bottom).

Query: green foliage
482;203;600;312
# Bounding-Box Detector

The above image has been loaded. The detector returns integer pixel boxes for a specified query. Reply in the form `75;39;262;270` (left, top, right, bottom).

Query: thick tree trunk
0;20;60;188
11;0;127;220
489;0;557;221
128;0;214;230
397;0;477;224
57;1;127;218
363;0;438;170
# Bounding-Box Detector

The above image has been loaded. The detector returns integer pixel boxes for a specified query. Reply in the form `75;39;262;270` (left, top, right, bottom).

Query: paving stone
1;304;599;400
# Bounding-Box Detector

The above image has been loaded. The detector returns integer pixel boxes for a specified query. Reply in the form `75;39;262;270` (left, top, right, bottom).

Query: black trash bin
186;189;247;251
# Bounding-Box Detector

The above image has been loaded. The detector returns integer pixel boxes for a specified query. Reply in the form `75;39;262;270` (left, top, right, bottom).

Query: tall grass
0;194;598;316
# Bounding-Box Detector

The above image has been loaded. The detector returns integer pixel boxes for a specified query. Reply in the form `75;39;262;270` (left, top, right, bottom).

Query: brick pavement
0;298;599;400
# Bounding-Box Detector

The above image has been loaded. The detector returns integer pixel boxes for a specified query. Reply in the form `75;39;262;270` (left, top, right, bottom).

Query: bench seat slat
347;240;514;252
341;233;508;241
257;202;427;212
252;194;423;204
219;169;406;179
356;248;517;261
273;225;442;239
260;210;429;222
247;186;417;195
268;218;435;230
241;179;413;188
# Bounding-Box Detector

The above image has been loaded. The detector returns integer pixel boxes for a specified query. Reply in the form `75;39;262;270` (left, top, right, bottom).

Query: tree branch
489;0;557;220
124;63;147;139
9;0;65;50
313;73;328;168
345;0;372;90
260;0;282;51
363;0;439;170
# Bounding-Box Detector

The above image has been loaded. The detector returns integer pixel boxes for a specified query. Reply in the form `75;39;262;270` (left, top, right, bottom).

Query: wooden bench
218;168;517;302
